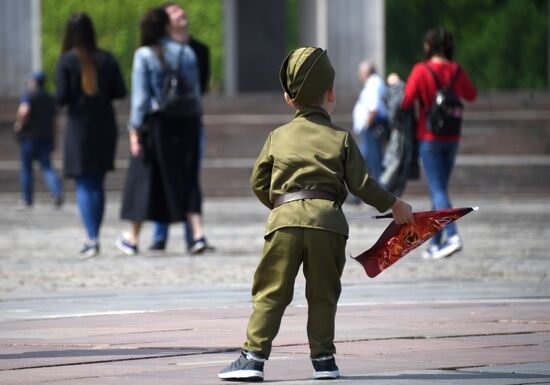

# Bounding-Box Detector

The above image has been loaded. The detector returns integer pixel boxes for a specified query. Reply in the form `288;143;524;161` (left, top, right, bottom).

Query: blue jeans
153;221;193;247
152;125;205;247
359;118;387;182
419;140;459;246
19;139;63;205
75;174;105;242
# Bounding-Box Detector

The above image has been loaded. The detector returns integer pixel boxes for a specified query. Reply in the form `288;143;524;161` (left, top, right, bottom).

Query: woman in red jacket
401;26;477;260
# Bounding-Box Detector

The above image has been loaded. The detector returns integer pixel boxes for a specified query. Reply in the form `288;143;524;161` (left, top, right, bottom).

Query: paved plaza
1;191;549;384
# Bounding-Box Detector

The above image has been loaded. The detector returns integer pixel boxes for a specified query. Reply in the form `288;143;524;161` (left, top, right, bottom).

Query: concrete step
0;93;549;197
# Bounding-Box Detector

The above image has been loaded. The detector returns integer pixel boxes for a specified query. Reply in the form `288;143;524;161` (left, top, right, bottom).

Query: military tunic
251;107;396;237
243;107;396;359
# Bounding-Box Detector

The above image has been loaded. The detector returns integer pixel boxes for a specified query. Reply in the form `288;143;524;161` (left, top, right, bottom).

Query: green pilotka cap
279;47;335;106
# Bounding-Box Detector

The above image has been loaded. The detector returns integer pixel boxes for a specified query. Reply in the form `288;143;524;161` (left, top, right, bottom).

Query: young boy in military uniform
219;47;414;382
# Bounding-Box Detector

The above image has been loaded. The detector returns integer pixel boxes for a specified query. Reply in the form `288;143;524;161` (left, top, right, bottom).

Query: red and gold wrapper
354;207;476;278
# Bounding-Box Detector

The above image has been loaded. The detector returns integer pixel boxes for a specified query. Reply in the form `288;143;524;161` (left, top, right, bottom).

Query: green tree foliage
41;0;223;92
286;0;299;53
42;1;548;92
386;0;548;90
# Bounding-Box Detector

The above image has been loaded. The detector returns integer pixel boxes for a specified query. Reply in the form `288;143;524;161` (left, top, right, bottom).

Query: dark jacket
189;37;210;95
18;89;56;142
55;49;126;177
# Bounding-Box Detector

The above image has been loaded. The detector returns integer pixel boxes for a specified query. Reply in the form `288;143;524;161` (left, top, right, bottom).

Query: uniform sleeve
250;133;274;209
344;132;396;212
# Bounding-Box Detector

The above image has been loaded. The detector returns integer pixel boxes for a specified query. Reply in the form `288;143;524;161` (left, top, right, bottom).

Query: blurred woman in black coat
55;13;126;258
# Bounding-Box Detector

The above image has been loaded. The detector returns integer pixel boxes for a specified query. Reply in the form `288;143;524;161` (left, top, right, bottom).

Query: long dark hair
140;8;169;47
61;13;98;96
423;26;454;60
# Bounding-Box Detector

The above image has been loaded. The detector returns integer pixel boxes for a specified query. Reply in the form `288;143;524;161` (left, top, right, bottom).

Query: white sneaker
422;245;439;259
116;233;138;255
15;200;32;211
432;235;463;259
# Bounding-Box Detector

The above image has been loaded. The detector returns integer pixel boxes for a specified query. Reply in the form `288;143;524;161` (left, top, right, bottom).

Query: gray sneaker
80;241;99;259
218;351;265;382
312;355;339;380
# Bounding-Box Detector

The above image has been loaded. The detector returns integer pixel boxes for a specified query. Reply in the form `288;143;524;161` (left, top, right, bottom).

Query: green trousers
243;227;347;359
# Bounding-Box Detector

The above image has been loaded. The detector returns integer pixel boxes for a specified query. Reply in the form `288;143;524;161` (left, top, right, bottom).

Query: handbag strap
422;62;462;111
424;62;442;89
424;62;462;90
162;47;194;91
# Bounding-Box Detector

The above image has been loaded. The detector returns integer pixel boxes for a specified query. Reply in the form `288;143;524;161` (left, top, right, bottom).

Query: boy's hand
391;198;414;224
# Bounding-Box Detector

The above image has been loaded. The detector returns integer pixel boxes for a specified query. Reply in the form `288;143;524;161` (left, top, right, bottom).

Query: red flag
353;207;477;278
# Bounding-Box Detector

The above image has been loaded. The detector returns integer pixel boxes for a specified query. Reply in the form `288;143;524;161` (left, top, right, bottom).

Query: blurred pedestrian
149;2;214;254
55;13;126;258
378;72;419;196
401;26;477;259
117;7;208;255
13;71;63;209
352;60;389;183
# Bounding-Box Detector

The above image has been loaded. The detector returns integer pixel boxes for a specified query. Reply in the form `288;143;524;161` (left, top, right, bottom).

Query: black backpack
156;49;199;119
424;63;463;135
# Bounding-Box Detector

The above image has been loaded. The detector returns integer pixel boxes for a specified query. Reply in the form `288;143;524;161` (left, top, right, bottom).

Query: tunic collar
294;107;332;122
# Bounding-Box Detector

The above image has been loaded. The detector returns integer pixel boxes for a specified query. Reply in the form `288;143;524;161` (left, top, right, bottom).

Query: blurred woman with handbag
117;7;207;256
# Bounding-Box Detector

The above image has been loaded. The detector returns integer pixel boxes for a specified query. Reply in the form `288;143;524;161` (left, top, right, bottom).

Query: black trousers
120;114;201;222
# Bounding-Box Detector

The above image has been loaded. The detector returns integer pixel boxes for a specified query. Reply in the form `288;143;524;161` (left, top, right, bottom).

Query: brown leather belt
273;190;338;208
